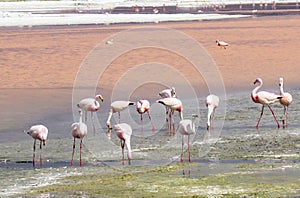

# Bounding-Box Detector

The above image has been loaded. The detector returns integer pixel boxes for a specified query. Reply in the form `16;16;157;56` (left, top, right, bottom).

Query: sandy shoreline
1;15;299;94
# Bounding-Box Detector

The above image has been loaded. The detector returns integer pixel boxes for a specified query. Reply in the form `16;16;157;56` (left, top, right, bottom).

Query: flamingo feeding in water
114;123;133;165
71;109;87;166
106;100;135;129
216;40;229;49
177;114;198;162
158;87;176;122
206;94;219;130
156;97;183;134
136;99;155;131
279;77;293;128
25;124;48;168
251;78;282;129
77;94;103;135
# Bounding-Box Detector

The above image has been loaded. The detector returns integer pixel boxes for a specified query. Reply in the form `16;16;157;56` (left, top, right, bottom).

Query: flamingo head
254;78;262;85
171;87;176;97
42;140;46;146
96;94;104;102
106;128;112;140
192;114;198;119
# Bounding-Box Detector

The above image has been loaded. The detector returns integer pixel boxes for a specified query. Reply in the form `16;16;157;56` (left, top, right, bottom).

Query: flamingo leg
39;141;43;167
168;110;172;135
71;138;75;166
91;112;96;136
118;112;121;123
32;139;36;168
188;135;191;162
256;105;265;129
141;114;144;134
283;106;288;128
180;135;184;162
268;105;280;128
165;107;169;123
84;110;87;122
121;140;125;165
147;111;155;132
80;139;83;166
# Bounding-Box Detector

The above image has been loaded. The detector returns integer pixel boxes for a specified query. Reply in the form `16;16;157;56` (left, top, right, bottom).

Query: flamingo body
206;94;219;130
177;114;198;162
106;101;135;128
136;100;155;131
158;87;176;98
25;124;48;168
279;77;293;128
251;78;281;128
114;123;132;165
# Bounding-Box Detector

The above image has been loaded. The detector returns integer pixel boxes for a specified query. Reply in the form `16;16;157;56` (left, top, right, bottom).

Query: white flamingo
156;97;183;134
77;94;103;135
106;100;135;129
279;77;293;128
71;109;87;166
206;94;219;130
216;40;229;49
114;123;133;165
158;87;176;122
25;125;48;168
177;114;198;162
251;78;282;129
136;99;155;131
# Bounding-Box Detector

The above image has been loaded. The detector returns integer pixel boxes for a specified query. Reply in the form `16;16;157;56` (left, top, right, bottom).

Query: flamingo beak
99;96;104;102
43;140;46;146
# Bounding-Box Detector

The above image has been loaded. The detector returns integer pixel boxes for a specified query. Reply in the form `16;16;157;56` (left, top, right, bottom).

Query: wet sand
1;15;300;92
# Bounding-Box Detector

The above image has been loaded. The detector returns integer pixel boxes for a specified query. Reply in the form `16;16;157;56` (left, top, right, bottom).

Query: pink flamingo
216;40;229;49
136;99;155;131
206;94;219;130
158;87;176;122
156;97;183;134
251;78;282;129
25;125;48;168
114;123;132;165
106;100;135;129
279;77;293;128
71;109;87;166
177;114;198;162
77;94;103;135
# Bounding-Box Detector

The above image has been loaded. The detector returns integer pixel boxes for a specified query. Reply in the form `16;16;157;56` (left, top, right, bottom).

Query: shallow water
0;88;299;196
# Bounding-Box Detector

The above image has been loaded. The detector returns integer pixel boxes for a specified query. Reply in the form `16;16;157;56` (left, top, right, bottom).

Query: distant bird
251;78;282;129
136;99;155;131
279;77;293;128
114;123;133;165
156;97;183;134
159;87;176;122
71;109;87;166
25;125;48;168
77;94;103;135
106;100;135;129
216;40;229;49
177;114;198;162
106;39;114;45
206;94;219;130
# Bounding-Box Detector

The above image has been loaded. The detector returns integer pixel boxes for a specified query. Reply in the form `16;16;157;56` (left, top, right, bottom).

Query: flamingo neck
252;82;262;98
279;83;284;95
191;117;196;132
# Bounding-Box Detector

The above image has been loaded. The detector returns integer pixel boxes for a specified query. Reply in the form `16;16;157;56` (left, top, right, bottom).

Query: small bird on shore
177;114;198;162
77;94;103;135
114;123;133;165
251;78;282;129
279;77;293;128
136;99;155;132
106;100;135;129
71;109;87;166
25;124;48;168
206;94;219;130
216;40;229;49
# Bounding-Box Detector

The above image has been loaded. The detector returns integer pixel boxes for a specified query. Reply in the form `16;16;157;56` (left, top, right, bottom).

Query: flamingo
136;99;155;131
251;78;282;129
158;87;176;122
206;94;220;130
77;94;103;135
114;123;133;165
177;114;198;162
106;100;135;129
25;125;48;168
71;109;87;166
279;77;293;128
216;40;229;49
156;97;183;134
